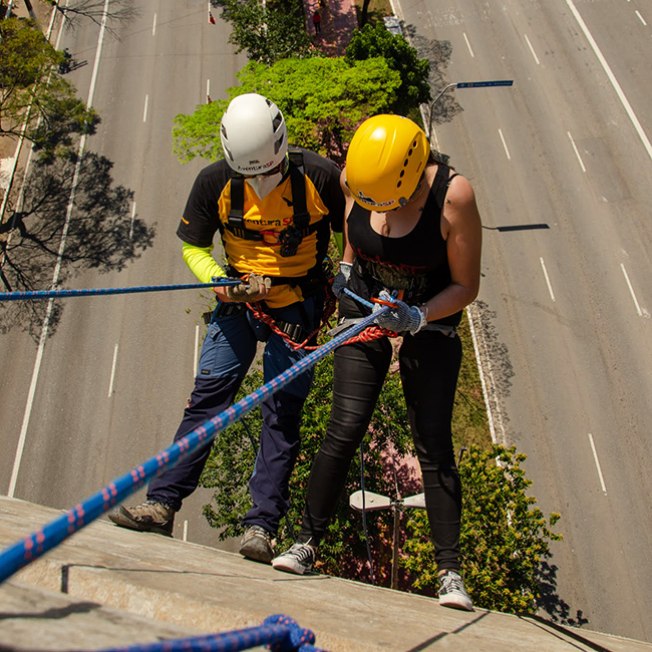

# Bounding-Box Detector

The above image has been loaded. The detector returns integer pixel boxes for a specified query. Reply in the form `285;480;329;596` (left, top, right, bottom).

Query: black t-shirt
345;163;462;327
177;148;344;308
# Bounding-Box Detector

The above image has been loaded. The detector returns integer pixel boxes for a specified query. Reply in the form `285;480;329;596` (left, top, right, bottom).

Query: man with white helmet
109;93;345;564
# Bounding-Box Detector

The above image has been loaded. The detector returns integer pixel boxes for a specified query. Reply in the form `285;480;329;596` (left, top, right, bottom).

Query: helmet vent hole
274;132;286;154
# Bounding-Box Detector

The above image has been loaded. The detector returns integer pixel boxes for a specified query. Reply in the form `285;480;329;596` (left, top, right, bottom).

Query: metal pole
427;82;457;140
390;504;400;590
427;80;514;140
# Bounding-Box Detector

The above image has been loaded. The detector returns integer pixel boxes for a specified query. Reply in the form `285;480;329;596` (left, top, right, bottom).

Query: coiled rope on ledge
99;614;320;652
0;301;388;585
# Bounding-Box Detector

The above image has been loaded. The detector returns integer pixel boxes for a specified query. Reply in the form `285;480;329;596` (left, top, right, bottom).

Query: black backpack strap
433;163;452;211
288;149;309;230
227;174;248;238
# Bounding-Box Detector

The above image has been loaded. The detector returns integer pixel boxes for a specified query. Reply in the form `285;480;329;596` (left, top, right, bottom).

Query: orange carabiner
371;296;398;309
371;289;404;308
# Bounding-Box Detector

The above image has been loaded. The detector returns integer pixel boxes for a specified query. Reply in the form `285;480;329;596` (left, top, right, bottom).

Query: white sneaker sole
271;558;310;575
439;595;474;611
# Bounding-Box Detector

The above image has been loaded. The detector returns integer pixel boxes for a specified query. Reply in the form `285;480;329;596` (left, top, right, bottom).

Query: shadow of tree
403;28;462;125
537;558;590;628
0;152;155;341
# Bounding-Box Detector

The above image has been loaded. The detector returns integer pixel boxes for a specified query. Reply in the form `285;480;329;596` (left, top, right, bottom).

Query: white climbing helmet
220;93;288;175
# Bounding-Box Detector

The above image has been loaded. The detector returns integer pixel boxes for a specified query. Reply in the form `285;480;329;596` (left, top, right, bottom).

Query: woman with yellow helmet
272;114;482;611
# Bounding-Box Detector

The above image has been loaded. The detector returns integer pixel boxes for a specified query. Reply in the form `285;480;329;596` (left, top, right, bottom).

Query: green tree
172;57;401;165
216;0;313;65
402;445;562;613
345;22;431;116
0;17;98;162
200;339;419;585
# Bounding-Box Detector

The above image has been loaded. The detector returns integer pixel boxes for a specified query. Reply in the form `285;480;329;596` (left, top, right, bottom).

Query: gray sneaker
272;542;316;575
239;525;274;563
108;500;174;537
438;570;473;611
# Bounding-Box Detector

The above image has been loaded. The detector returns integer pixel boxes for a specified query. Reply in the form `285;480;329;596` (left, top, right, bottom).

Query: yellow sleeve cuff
181;242;226;283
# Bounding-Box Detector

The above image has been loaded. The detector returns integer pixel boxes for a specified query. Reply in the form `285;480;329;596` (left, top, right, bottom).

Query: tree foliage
0;17;98;162
200;339;419;585
215;0;313;65
172;57;401;165
403;445;562;614
345;22;431;116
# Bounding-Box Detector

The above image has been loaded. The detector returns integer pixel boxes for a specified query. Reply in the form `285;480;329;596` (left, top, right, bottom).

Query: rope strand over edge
0;303;389;584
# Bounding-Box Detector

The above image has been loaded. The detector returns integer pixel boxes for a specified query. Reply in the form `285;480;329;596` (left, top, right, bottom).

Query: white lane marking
588;433;608;495
467;304;505;445
565;0;652;161
540;257;556;302
194;324;200;377
8;0;112;498
108;343;119;397
129;200;136;239
498;128;511;160
463;32;474;58
635;10;646;26
620;263;644;317
524;33;540;65
143;94;149;122
152;12;157;35
567;131;586;172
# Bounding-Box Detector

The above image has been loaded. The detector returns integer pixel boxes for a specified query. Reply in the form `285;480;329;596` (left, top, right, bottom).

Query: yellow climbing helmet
345;114;430;212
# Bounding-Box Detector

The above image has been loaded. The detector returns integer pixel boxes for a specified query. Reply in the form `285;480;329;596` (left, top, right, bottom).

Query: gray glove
332;261;353;298
226;275;271;301
373;290;427;334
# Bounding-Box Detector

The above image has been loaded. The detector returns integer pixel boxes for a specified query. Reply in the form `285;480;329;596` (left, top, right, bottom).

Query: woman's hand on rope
331;261;352;298
214;275;271;303
372;290;428;335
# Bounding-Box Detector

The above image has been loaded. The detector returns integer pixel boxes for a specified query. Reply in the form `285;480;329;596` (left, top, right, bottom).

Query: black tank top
344;163;462;327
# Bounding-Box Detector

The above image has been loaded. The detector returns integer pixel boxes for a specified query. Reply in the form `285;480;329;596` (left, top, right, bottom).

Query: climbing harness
225;149;327;259
328;289;458;347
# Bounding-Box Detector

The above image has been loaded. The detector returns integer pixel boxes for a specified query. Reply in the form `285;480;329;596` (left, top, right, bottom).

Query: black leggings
299;331;463;571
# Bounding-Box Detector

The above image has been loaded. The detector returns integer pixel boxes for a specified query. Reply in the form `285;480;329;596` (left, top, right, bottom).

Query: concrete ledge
0;581;200;650
1;496;650;651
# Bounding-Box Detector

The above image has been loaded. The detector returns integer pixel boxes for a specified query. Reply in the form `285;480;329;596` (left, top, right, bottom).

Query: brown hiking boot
239;525;274;563
108;500;174;537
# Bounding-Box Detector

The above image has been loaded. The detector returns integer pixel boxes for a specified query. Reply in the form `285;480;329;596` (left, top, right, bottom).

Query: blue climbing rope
0;279;242;302
0;302;388;584
100;615;320;652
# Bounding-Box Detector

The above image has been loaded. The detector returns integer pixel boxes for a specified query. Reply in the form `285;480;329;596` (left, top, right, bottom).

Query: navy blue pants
298;329;463;570
148;293;323;534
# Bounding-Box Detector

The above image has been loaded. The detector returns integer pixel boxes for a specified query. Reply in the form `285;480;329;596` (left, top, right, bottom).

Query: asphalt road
1;1;246;549
2;0;651;643
392;0;651;641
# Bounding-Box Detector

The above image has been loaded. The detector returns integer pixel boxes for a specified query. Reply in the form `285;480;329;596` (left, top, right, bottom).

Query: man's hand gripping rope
213;274;272;303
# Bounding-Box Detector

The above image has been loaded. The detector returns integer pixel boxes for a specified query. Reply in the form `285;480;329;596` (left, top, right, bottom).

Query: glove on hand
331;261;353;298
226;275;271;301
373;290;428;335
